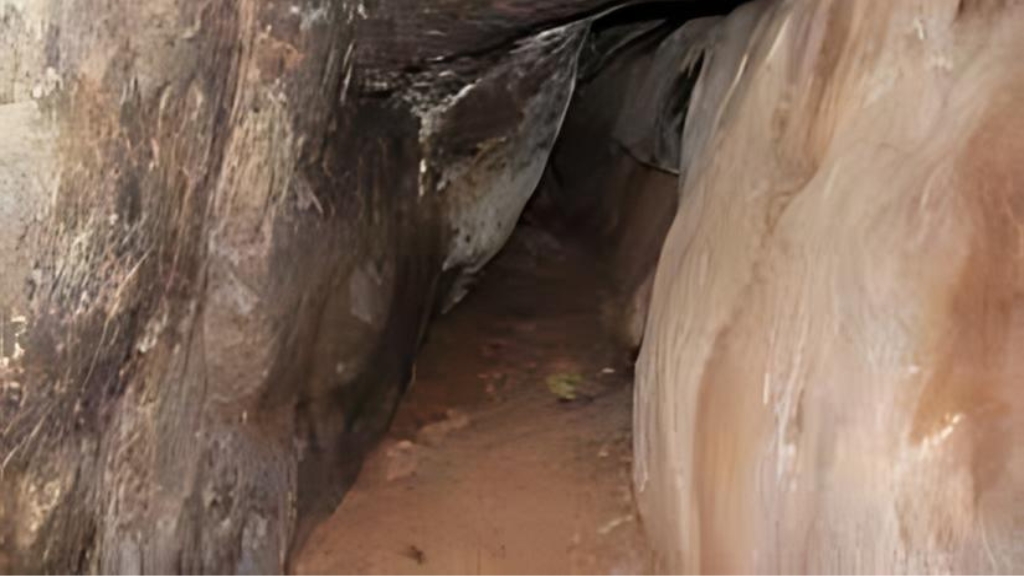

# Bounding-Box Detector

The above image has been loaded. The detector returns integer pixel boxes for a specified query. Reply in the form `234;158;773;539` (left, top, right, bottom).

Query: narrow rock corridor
295;219;648;574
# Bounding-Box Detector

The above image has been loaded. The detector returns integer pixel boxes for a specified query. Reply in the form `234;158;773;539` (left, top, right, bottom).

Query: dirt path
293;222;649;575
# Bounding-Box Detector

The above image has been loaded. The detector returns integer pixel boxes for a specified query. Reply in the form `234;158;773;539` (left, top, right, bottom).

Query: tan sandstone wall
635;0;1024;572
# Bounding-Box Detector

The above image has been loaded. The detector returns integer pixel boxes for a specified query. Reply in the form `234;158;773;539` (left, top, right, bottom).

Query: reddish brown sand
293;223;649;574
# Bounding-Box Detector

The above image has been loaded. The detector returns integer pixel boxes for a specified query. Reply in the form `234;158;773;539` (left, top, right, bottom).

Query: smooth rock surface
636;0;1024;572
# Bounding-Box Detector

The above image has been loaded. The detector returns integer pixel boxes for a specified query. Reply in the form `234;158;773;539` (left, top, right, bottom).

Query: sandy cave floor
293;221;651;575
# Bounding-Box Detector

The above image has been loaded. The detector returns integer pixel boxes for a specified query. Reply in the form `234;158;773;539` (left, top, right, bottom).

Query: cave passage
289;4;714;571
6;0;1024;573
293;200;647;573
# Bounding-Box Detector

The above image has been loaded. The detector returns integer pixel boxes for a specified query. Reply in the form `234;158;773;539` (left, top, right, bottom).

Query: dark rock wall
0;0;588;572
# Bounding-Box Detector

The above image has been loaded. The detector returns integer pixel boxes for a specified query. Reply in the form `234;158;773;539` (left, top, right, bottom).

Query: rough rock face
635;0;1024;572
0;0;584;572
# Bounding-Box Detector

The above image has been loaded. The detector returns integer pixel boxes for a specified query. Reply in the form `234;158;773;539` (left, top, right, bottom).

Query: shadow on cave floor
293;213;647;574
